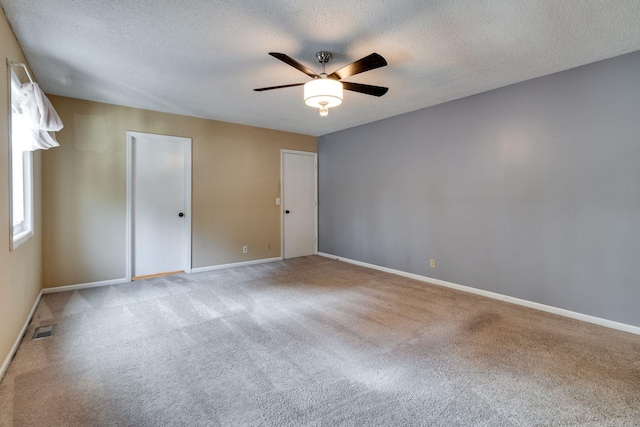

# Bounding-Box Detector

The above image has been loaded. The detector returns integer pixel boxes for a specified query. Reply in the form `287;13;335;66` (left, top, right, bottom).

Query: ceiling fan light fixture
304;78;343;111
256;51;388;118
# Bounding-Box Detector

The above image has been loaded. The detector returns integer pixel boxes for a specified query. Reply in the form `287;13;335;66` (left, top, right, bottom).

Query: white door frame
281;149;318;258
126;131;192;281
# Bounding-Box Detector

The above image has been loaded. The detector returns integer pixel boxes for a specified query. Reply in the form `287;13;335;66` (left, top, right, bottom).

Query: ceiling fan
254;51;388;117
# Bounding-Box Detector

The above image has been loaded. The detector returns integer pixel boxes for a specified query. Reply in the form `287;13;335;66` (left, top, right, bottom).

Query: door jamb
280;149;318;259
126;131;192;281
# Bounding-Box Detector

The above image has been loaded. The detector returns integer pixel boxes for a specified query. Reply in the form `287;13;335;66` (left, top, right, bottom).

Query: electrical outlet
275;198;281;205
430;259;435;268
242;246;248;254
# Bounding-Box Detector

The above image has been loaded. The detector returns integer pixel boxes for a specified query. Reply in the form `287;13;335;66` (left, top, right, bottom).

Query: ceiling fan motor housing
316;51;332;64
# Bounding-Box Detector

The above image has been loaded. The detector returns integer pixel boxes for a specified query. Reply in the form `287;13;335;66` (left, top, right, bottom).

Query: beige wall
0;10;43;370
43;96;316;288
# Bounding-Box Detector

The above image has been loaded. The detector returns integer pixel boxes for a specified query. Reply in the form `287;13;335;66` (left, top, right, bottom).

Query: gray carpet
1;256;639;426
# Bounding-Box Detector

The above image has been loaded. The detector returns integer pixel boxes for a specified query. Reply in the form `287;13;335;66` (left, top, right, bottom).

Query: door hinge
314;237;317;243
314;163;317;170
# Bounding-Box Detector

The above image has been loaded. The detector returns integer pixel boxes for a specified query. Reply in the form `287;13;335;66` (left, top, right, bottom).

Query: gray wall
318;51;640;327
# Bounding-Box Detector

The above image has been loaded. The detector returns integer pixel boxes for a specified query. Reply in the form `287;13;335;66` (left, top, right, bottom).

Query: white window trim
11;151;34;250
8;66;34;251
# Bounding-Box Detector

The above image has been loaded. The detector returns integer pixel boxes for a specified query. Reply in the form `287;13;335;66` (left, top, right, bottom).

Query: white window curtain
10;71;63;151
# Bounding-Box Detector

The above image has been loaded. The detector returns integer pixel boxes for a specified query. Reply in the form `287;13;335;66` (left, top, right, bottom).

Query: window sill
12;229;33;251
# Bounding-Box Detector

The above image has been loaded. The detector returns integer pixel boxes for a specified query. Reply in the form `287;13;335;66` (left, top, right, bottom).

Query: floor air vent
32;325;56;340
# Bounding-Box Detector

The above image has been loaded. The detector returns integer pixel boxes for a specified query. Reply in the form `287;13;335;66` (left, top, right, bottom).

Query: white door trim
281;149;318;259
126;131;192;281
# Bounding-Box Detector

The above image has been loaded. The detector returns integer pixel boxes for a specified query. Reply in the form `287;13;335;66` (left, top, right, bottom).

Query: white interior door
128;132;191;279
282;150;317;259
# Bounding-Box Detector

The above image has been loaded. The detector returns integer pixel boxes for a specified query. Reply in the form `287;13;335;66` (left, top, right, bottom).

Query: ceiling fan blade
269;53;319;78
328;53;387;80
342;82;388;97
254;83;305;92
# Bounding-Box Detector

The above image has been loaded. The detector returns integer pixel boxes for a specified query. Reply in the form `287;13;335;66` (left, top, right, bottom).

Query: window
9;67;34;250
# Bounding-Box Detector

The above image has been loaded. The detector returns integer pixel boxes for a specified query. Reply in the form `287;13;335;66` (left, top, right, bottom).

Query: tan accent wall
0;9;43;370
43;96;317;288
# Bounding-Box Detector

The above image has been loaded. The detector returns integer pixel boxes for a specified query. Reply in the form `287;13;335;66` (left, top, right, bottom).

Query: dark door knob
285;210;290;214
178;212;184;217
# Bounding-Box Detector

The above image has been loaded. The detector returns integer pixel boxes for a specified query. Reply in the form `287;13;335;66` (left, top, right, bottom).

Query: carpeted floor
0;256;639;426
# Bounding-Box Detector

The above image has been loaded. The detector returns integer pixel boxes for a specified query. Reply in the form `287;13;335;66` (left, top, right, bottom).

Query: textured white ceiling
2;0;640;136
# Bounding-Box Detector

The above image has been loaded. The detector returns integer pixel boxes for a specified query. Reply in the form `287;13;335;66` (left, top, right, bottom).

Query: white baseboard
0;290;43;382
318;252;640;336
42;256;285;293
191;257;283;274
42;277;129;294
